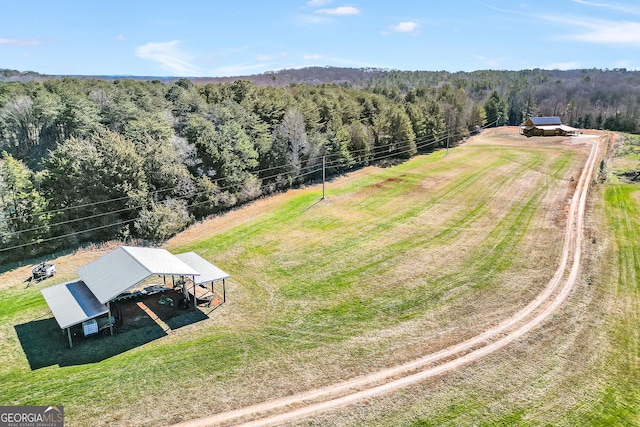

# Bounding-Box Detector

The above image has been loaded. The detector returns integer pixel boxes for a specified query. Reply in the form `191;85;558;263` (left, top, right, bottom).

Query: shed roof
529;124;578;132
559;124;578;132
41;280;109;329
175;252;230;285
528;116;562;126
78;246;200;304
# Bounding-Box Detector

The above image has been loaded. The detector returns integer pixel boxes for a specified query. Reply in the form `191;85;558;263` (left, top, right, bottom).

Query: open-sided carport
41;246;227;347
41;280;110;348
176;251;230;305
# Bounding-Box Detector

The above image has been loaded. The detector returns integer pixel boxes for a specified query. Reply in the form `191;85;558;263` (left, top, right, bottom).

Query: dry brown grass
4;127;618;427
296;187;617;427
0;241;122;292
163;129;593;426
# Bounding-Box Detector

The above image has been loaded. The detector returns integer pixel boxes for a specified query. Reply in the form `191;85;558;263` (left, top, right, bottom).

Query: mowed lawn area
1;129;637;426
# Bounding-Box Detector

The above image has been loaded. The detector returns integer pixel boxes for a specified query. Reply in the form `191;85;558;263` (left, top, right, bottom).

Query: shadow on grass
165;309;208;330
14;318;167;370
15;303;209;370
302;198;324;213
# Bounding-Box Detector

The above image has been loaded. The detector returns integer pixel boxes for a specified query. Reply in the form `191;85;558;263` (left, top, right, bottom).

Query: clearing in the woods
1;128;638;426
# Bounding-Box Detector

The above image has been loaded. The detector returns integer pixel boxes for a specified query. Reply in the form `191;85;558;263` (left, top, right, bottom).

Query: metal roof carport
78;246;200;304
42;246;203;347
176;252;230;303
41;280;110;347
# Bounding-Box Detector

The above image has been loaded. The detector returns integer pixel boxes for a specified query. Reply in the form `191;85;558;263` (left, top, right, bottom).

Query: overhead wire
1;130;451;244
1;128;456;241
2;129;445;228
1;115;492;252
2;127;439;223
0;164;325;253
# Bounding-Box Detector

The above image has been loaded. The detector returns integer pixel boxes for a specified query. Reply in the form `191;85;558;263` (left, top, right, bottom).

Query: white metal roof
175;252;230;285
532;125;578;132
41;280;109;329
78;246;200;304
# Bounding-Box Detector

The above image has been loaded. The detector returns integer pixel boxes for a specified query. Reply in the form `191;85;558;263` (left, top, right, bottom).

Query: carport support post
107;302;113;336
67;327;73;348
193;276;197;309
223;279;226;303
181;276;188;301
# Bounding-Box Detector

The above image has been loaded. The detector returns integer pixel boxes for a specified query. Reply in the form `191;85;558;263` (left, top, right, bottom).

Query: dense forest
1;67;639;261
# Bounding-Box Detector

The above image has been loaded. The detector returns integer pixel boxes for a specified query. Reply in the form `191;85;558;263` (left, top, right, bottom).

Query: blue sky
2;0;640;77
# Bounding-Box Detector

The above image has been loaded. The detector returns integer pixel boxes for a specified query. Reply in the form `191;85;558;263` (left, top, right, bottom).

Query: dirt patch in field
371;176;402;188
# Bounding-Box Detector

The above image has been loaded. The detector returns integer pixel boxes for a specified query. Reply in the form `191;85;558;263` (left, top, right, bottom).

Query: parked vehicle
32;262;56;281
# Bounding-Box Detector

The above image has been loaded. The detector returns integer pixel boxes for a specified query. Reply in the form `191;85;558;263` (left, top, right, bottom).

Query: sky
2;0;640;77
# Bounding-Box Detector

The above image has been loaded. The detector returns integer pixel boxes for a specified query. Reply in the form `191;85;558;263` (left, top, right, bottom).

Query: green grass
575;184;640;426
613;133;640;175
376;154;640;427
0;139;602;426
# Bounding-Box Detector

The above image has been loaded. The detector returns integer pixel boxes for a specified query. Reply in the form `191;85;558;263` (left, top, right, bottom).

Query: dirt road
175;136;601;427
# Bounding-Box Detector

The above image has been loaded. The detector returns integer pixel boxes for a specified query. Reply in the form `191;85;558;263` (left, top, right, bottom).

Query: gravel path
175;137;601;427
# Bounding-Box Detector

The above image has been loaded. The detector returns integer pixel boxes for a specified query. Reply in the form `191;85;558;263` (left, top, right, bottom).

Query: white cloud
540;15;640;44
473;54;505;68
611;60;640;69
304;54;324;60
0;37;42;46
572;0;640;16
135;40;200;76
116;35;126;41
613;60;631;67
543;61;581;70
296;14;334;26
390;21;420;33
257;52;289;61
488;3;640;46
307;0;332;6
316;6;361;16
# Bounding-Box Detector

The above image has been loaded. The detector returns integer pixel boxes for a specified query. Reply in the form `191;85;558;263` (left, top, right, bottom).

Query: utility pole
321;156;326;200
445;131;450;156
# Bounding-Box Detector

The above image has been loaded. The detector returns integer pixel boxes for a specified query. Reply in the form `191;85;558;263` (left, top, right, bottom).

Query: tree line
201;67;640;132
1;67;638;261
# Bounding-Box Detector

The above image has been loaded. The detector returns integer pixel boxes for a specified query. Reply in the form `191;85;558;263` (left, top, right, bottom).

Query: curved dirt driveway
175;137;601;427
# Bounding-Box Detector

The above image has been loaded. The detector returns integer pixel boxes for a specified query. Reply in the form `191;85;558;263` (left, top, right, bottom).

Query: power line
2;129;439;224
0;218;137;252
3;124;466;241
2;131;452;239
3;162;323;238
0;124;472;250
0;164;325;253
2;130;446;229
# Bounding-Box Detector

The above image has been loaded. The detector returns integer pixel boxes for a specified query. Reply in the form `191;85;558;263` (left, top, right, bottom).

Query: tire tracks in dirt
175;137;601;427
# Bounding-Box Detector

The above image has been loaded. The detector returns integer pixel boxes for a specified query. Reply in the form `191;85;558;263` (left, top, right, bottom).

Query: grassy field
0;128;637;426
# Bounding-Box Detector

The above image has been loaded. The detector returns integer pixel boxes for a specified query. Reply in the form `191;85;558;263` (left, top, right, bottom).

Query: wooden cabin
520;117;578;137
